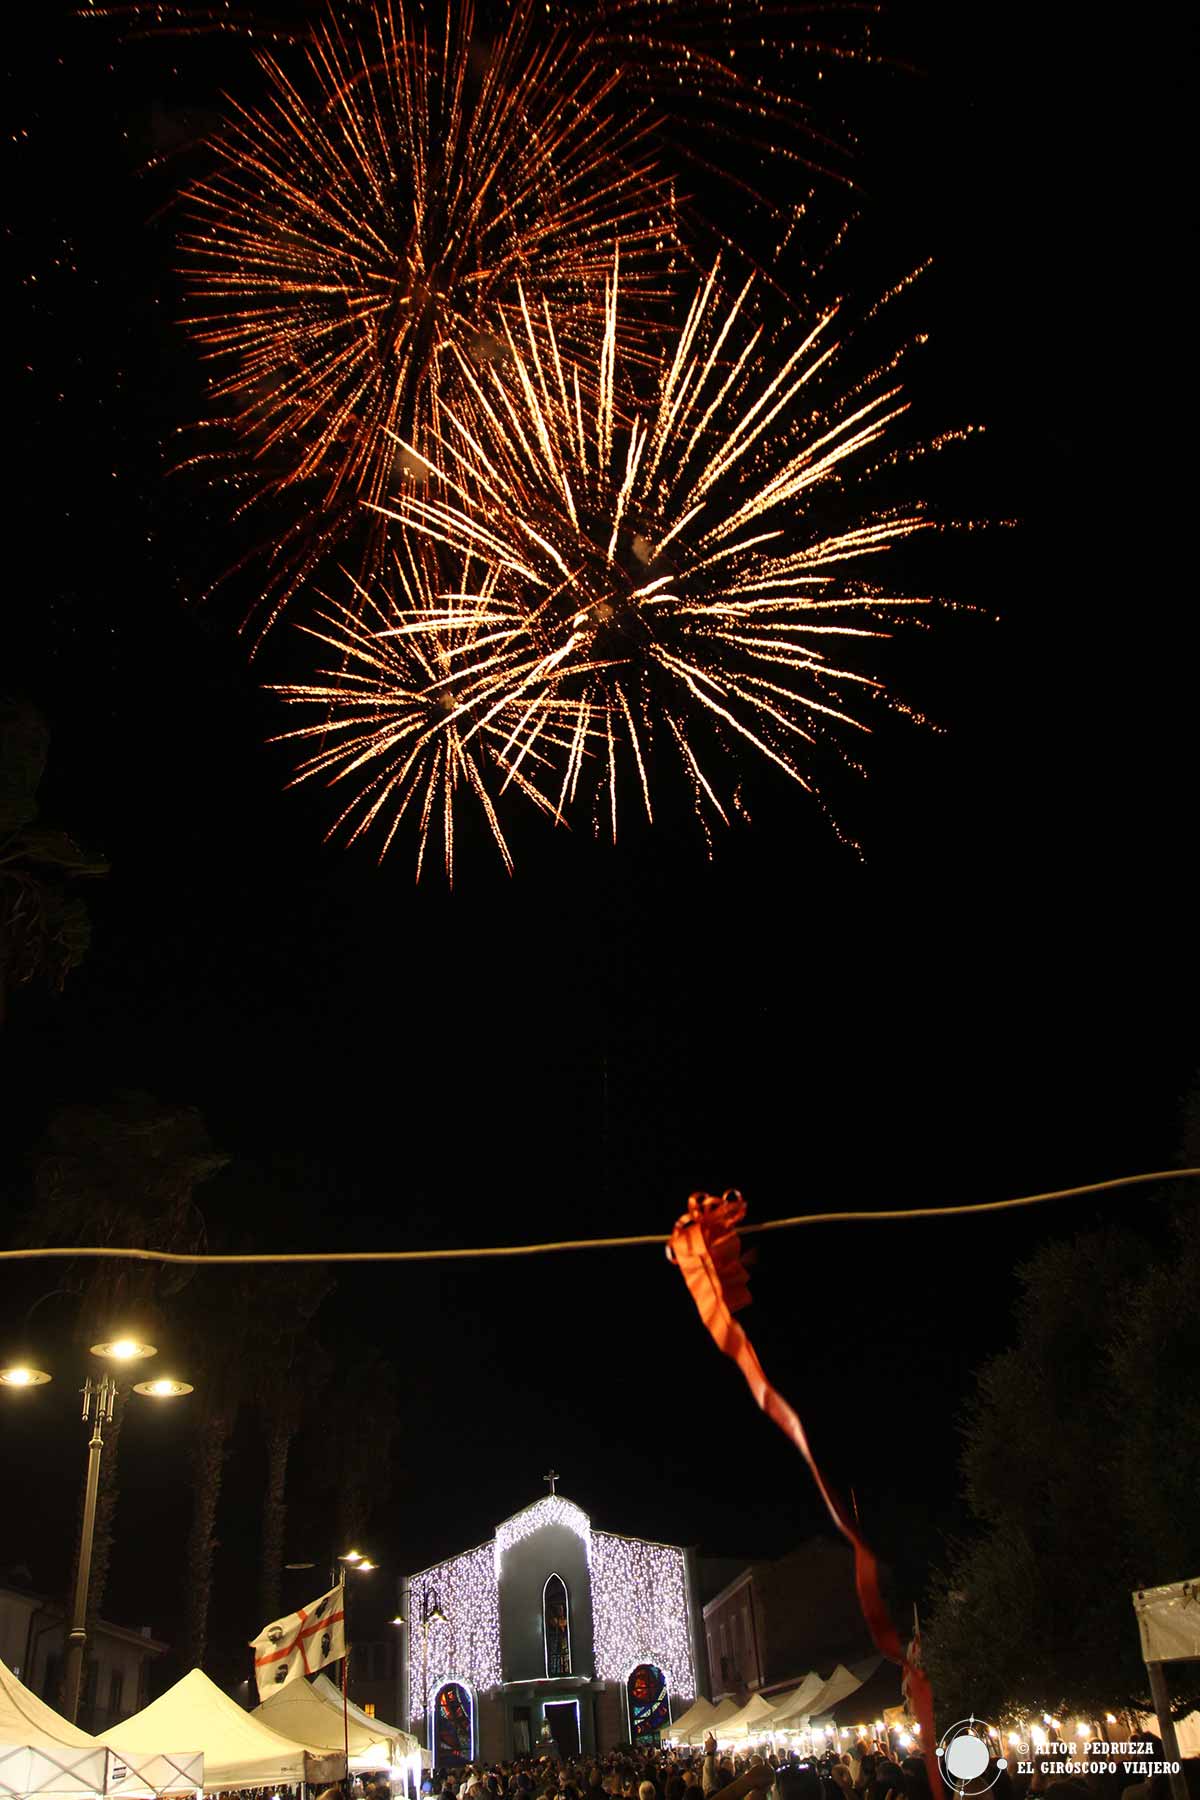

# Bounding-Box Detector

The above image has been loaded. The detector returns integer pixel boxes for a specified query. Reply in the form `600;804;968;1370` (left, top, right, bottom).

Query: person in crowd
898;1755;931;1800
776;1769;823;1800
828;1765;854;1800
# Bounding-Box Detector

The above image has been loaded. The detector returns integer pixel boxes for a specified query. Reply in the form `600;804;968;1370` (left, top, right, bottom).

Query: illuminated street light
89;1337;157;1362
2;1331;192;1724
0;1364;52;1387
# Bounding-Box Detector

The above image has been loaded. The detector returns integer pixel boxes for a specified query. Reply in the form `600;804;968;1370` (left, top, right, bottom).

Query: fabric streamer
667;1190;943;1797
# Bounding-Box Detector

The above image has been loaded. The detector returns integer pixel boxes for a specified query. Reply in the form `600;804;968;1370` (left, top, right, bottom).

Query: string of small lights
0;1169;1193;1266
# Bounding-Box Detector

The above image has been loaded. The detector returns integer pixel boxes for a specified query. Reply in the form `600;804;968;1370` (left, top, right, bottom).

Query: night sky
3;0;1194;1681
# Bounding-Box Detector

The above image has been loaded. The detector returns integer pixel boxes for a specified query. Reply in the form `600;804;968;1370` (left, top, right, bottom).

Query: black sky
3;0;1194;1676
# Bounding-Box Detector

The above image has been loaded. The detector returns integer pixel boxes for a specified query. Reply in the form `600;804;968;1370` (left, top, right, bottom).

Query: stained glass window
434;1682;472;1764
544;1574;571;1676
627;1664;670;1746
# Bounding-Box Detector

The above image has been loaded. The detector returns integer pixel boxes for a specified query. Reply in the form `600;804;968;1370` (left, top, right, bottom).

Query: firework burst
368;254;935;848
269;534;567;882
179;0;678;635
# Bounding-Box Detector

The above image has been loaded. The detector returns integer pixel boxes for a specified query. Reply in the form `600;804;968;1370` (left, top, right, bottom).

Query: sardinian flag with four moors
250;1582;346;1699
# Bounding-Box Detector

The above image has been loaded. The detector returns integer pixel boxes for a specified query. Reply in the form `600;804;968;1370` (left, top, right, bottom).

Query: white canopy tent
766;1673;829;1730
0;1659;108;1800
664;1700;717;1745
802;1665;865;1726
98;1671;340;1795
254;1673;418;1771
0;1659;200;1800
712;1694;778;1741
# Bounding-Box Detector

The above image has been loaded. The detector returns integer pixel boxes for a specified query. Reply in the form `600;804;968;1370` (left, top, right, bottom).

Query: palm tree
251;1273;333;1626
179;1274;249;1671
327;1350;402;1556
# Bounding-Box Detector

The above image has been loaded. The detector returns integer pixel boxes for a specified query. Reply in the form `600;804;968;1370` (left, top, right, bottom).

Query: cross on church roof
542;1468;560;1495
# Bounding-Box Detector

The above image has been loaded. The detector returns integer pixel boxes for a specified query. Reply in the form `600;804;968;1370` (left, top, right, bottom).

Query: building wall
756;1540;870;1680
478;1689;506;1762
351;1635;400;1725
498;1520;595;1682
594;1684;624;1751
702;1540;873;1700
0;1590;41;1683
704;1572;763;1699
0;1587;164;1734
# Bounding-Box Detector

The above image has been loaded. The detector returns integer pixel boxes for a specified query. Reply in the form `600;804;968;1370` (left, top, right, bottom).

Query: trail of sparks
361;254;936;849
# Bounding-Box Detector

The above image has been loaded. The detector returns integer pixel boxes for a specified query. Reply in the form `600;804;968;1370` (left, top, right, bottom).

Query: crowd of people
354;1724;1172;1800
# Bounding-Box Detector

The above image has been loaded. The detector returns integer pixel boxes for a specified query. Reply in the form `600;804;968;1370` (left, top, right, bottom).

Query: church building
400;1484;703;1763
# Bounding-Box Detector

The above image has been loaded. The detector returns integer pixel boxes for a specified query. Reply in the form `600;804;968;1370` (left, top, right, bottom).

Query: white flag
251;1581;346;1700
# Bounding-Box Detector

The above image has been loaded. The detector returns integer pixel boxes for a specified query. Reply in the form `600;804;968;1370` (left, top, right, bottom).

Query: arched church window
434;1683;472;1764
628;1664;670;1746
543;1573;572;1676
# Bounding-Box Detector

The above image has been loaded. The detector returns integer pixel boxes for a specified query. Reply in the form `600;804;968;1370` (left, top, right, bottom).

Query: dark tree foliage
21;1094;228;1687
0;698;108;1024
923;1201;1200;1725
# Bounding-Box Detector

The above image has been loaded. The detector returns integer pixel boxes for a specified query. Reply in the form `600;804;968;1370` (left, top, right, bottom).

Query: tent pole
1145;1661;1187;1800
343;1645;350;1775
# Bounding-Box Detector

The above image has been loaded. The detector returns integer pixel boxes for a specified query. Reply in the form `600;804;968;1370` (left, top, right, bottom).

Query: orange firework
179;0;678;637
365;254;937;847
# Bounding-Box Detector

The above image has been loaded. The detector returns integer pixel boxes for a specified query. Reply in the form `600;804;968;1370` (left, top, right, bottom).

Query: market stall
0;1659;108;1800
809;1658;902;1746
663;1699;717;1746
711;1693;778;1744
98;1672;339;1794
253;1672;418;1773
0;1659;201;1800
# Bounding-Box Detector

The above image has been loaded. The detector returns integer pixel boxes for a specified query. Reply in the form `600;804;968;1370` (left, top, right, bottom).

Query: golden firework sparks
373;252;938;846
178;0;679;637
268;532;572;882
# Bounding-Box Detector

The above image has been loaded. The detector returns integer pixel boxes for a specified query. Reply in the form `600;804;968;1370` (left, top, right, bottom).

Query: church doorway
544;1701;581;1759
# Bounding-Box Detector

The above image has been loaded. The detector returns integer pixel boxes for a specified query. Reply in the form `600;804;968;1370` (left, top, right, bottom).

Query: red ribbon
668;1192;941;1797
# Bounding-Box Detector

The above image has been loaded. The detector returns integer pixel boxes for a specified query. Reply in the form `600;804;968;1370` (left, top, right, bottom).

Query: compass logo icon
936;1718;1007;1793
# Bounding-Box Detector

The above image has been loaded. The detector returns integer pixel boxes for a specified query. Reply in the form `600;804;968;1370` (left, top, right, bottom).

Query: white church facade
401;1489;703;1763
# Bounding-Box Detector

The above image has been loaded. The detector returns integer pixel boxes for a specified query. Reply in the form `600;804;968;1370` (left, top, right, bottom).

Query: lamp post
419;1589;447;1761
1;1332;193;1725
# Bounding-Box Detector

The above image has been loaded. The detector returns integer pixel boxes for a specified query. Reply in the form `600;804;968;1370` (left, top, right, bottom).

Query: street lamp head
132;1377;194;1398
0;1363;52;1387
356;1559;377;1572
389;1615;405;1627
340;1550;363;1564
90;1336;157;1363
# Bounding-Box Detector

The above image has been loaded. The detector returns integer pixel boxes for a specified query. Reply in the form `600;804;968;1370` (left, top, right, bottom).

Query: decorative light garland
592;1531;696;1702
408;1543;501;1723
494;1496;592;1576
